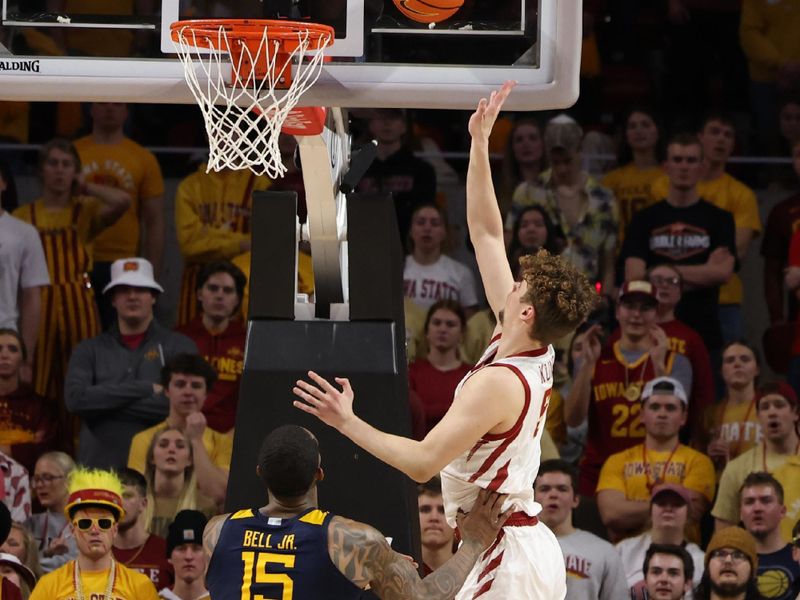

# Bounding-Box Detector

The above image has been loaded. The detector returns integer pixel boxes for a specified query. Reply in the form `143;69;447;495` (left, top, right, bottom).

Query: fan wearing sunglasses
29;468;159;600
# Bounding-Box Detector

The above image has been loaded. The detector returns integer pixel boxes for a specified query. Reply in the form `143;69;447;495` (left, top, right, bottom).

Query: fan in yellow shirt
174;166;272;326
29;468;159;600
596;377;715;543
601;109;663;244
75;103;165;329
128;354;231;507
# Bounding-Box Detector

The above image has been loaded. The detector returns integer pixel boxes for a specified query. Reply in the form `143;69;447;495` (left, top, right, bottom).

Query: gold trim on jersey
231;509;255;520
298;510;328;526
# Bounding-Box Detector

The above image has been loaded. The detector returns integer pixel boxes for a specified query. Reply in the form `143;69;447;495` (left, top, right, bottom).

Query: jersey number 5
241;551;295;600
533;389;552;438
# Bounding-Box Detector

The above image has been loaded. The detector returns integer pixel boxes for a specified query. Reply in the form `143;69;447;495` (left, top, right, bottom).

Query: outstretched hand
293;371;356;431
468;81;516;142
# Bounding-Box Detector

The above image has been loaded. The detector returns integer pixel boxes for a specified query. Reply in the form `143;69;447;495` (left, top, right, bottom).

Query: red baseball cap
618;280;658;306
651;483;691;505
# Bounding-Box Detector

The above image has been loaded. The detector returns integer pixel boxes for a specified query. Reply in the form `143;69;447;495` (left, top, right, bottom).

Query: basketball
392;0;464;24
757;570;789;598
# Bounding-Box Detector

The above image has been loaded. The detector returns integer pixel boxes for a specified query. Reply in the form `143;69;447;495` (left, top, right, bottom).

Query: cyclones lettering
207;354;243;382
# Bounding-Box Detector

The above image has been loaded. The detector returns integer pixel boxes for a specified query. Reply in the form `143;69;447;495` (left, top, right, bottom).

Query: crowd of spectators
1;1;800;597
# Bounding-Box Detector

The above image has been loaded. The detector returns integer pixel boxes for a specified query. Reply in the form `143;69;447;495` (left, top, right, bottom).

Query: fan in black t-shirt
622;134;736;361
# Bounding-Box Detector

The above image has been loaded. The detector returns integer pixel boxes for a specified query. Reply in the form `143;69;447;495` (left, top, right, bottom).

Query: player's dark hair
161;353;218;390
792;517;800;543
0;327;27;362
418;475;443;497
643;543;694;583
196;261;247;303
536;459;578;494
116;467;147;497
740;471;784;505
258;425;320;498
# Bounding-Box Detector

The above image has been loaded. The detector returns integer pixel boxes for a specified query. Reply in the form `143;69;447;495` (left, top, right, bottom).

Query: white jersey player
293;81;597;599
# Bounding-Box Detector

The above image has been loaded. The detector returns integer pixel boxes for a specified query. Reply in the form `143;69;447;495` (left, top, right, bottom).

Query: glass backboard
0;0;581;109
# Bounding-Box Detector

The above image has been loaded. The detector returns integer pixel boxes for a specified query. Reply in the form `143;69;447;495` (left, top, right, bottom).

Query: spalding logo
0;60;41;73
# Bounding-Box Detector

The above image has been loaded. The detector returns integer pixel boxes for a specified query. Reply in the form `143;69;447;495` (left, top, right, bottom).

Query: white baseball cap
0;552;36;589
642;376;688;405
103;258;164;294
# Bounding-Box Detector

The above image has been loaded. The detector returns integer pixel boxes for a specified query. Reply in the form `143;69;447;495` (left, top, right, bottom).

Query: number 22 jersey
206;507;364;600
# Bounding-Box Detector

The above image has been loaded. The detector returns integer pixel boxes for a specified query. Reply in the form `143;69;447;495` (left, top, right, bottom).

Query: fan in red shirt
0;328;55;475
567;280;693;496
606;264;715;446
112;468;171;591
175;262;246;434
408;299;472;436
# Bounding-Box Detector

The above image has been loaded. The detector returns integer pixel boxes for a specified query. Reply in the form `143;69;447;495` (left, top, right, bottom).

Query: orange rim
170;18;334;51
171;18;334;86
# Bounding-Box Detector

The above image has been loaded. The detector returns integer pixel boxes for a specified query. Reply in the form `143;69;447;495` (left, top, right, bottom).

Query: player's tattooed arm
328;517;483;600
202;513;228;573
328;489;510;599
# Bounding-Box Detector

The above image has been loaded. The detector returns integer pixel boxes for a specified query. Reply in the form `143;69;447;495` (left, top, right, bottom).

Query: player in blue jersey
204;425;511;600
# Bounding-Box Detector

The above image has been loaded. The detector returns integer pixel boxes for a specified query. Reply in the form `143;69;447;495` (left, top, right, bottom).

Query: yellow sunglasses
73;517;114;531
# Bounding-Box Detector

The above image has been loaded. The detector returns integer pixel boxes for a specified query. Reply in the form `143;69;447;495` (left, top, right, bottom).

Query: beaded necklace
73;558;116;600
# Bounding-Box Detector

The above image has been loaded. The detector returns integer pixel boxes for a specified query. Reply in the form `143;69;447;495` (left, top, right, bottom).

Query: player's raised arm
467;81;517;317
328;489;511;599
293;367;519;482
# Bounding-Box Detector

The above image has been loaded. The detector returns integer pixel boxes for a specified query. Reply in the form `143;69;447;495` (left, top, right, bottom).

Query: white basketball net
172;23;332;178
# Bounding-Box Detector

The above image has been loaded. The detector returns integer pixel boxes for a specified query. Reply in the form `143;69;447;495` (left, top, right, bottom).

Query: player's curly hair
518;249;598;345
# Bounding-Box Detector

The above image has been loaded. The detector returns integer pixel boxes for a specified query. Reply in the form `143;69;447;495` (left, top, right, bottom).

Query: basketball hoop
171;19;334;177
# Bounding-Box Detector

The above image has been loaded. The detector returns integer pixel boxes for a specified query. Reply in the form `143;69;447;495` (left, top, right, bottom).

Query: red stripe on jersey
466;439;488;462
477;550;504;583
473;551;505;598
467;365;531;483
509;346;549;358
483;530;505;558
473;578;494;599
487;459;511;491
481;364;531;441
